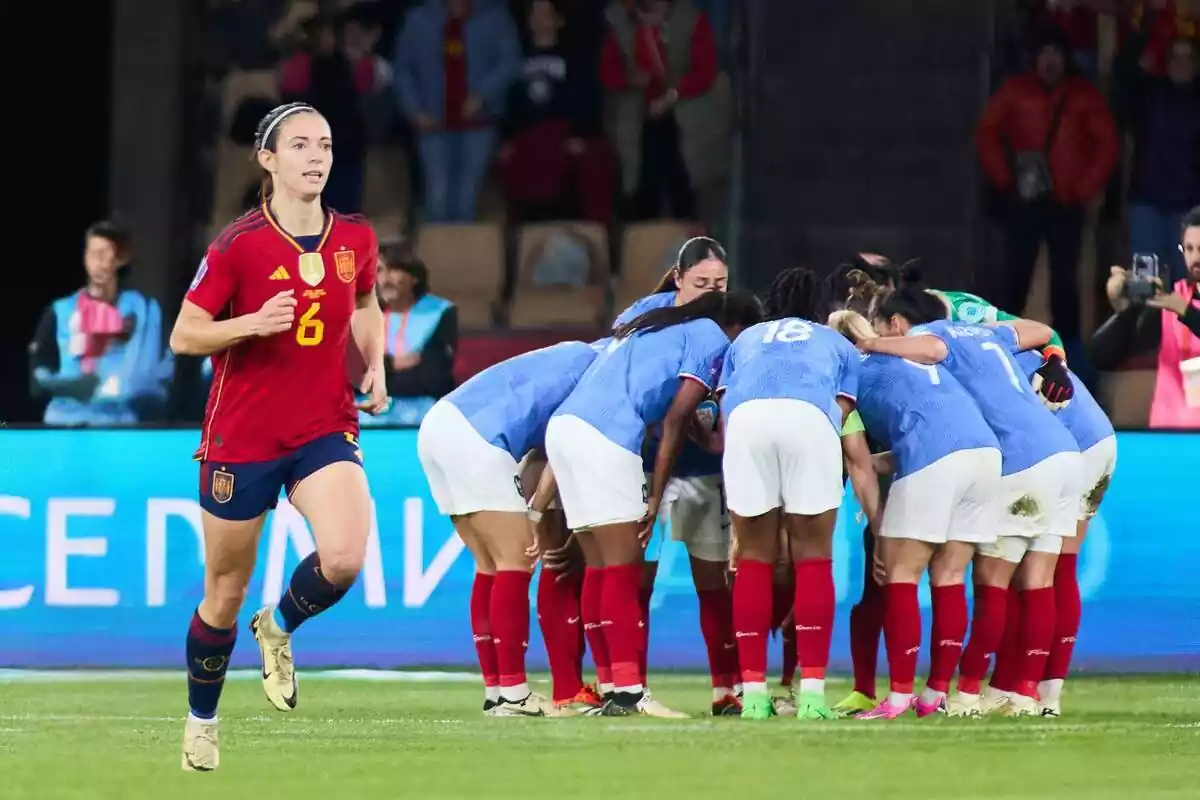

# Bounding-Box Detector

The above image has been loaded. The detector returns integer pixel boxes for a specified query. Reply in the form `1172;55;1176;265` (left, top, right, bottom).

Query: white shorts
1078;435;1117;520
544;415;646;530
880;448;1002;545
417;399;525;516
663;474;730;562
723;398;844;517
977;450;1083;564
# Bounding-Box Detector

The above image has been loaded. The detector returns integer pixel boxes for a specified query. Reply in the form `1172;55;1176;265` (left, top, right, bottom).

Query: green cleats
832;690;878;718
795;691;836;721
741;692;776;721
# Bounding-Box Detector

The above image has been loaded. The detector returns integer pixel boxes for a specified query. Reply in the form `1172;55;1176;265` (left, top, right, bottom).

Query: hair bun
898;258;923;286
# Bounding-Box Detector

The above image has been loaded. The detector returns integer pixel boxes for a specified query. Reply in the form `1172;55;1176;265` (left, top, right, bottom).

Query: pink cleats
857;696;914;719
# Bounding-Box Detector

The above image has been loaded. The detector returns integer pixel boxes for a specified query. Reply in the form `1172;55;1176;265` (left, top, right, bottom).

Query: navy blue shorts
199;432;363;521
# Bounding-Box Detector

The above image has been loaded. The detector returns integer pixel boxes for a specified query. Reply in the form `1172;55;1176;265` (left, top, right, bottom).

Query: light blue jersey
912;321;1078;475
718;318;861;433
1014;350;1114;452
554;318;730;456
616;291;722;477
447;340;603;460
855;354;1001;480
613;291;675;328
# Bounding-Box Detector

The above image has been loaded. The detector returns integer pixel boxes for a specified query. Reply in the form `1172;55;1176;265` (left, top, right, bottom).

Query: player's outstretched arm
169;291;297;356
860;334;948;364
995;318;1054;352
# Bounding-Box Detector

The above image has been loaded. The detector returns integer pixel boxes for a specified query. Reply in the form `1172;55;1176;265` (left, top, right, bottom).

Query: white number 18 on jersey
761;319;813;343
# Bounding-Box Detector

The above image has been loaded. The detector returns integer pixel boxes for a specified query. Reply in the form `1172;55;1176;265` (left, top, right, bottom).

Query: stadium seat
415;224;504;329
614;220;701;315
362;146;410;220
509;222;608;328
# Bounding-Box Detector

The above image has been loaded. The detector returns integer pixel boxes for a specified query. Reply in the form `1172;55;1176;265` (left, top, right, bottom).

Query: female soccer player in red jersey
169;102;387;771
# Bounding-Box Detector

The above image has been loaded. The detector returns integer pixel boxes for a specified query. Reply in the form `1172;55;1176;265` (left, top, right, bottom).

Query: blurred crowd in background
25;0;1200;428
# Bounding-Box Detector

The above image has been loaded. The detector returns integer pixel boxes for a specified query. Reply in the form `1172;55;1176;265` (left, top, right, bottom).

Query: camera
1122;253;1161;302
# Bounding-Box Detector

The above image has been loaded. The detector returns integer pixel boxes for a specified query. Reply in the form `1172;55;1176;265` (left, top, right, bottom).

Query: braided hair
764;267;830;322
253;102;322;199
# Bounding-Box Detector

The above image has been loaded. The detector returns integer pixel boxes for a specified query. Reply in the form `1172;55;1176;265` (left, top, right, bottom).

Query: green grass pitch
1;673;1197;799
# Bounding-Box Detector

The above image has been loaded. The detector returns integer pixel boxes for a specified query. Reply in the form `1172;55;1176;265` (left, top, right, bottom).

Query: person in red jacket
976;28;1118;342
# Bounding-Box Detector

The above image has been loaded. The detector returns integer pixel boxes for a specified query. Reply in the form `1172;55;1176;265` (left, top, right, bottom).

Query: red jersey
186;203;378;462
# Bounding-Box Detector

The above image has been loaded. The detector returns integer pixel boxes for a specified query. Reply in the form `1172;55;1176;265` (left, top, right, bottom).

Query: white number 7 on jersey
903;359;941;384
981;342;1024;392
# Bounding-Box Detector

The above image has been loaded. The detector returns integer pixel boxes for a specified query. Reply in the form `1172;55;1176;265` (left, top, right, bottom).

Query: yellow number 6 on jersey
296;302;324;346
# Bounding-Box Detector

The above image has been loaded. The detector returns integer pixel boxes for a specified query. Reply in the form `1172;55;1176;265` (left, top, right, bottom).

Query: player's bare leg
916;542;974;716
252;462;370;712
951;554;1017;717
474;510;547;717
785;509;839;720
731;508;782;720
456;519;501;711
997;549;1059;717
183;512;266;771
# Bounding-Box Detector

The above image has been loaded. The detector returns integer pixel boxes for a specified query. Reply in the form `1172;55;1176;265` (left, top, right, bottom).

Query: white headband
261;105;315;148
676;235;717;267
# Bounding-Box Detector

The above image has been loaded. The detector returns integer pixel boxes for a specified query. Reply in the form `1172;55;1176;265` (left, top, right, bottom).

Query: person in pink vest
1093;206;1200;428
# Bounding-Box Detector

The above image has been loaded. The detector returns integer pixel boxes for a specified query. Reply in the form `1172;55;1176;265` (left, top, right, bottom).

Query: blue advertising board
1;429;1197;671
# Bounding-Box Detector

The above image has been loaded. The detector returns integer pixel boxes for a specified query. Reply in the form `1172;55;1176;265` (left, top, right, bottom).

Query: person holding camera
1092;206;1200;428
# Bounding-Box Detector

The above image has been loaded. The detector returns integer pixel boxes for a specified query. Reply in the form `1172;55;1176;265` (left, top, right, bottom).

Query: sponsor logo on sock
734;631;758;638
795;625;823;631
566;616;580;625
1025;648;1050;657
472;634;492;643
938;639;963;648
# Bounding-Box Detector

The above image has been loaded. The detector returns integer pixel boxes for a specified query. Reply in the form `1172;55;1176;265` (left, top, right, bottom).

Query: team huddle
172;104;1114;772
417;239;1116;721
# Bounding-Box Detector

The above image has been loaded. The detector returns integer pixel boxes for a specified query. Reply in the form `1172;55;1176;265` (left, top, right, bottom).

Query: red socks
733;559;774;685
957;585;1008;695
1015;587;1056;698
538;566;584;703
490;571;532;690
988;586;1024;694
697;587;738;689
883;582;920;693
600;564;644;690
793;558;834;680
771;577;797;685
581;567;612;687
1045;553;1081;681
469;573;499;690
850;572;885;698
927;584;968;693
639;583;654;685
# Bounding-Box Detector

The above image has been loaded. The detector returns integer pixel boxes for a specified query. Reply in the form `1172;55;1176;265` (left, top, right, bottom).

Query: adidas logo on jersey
270;266;291;280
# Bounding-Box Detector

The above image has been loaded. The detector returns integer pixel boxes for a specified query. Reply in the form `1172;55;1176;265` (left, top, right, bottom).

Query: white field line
0;713;1195;736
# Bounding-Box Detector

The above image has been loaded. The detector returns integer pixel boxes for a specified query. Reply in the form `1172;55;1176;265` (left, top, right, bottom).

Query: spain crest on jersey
335;249;355;283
